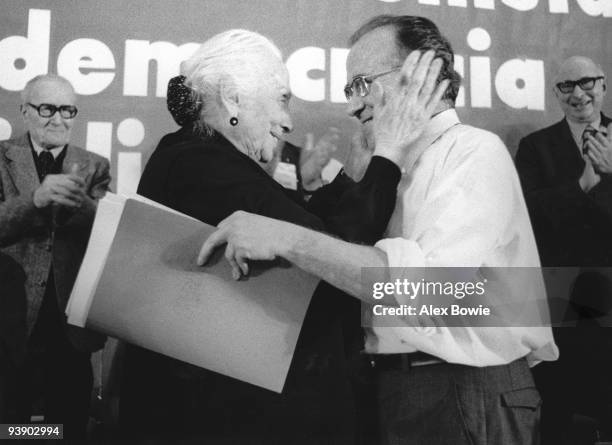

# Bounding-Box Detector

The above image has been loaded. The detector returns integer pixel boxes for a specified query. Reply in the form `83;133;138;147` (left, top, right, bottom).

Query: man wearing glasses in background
516;56;611;267
0;74;110;442
516;57;612;443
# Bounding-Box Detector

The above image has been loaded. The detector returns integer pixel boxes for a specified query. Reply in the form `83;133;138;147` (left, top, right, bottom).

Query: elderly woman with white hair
119;29;403;443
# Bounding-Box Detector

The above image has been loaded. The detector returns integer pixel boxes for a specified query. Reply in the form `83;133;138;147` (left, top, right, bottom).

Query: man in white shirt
199;15;558;444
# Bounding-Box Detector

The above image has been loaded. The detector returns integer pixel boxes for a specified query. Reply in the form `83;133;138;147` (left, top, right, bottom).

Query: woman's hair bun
166;75;201;126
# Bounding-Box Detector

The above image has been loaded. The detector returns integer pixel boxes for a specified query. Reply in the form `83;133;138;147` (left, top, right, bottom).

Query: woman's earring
230;117;238;126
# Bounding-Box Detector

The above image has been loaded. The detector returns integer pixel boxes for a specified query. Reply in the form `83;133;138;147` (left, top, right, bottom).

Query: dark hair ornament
166;75;201;126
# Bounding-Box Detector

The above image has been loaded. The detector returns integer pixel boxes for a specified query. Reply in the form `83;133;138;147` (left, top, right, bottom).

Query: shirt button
46;244;52;252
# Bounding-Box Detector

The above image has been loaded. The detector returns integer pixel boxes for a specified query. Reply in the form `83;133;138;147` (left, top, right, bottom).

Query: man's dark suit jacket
0;133;110;356
516;114;612;443
0;252;26;369
121;127;400;442
515;113;612;266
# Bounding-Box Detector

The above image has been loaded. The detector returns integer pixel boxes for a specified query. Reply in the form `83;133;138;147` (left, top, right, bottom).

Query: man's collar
28;133;65;159
402;108;460;173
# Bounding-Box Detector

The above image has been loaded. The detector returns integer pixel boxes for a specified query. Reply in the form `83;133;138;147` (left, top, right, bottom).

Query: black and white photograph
0;0;610;443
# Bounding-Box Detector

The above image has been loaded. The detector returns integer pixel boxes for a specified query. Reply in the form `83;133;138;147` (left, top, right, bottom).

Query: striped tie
581;124;597;155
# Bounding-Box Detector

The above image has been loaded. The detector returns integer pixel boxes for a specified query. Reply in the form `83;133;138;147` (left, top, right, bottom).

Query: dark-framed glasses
556;76;604;94
344;67;401;101
27;103;78;119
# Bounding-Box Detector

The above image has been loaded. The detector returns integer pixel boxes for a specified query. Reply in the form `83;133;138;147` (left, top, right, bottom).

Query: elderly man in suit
516;57;612;443
516;56;611;267
0;74;110;441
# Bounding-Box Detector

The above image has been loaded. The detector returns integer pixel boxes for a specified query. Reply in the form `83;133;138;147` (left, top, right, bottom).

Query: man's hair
181;29;284;135
21;74;75;104
349;15;461;105
553;55;605;84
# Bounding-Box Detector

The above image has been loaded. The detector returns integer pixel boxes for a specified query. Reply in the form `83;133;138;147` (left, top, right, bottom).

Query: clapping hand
585;123;612;175
579;157;601;192
33;164;86;209
300;128;339;189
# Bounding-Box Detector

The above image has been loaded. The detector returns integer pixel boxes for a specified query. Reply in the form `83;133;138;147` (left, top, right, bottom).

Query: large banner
1;0;610;192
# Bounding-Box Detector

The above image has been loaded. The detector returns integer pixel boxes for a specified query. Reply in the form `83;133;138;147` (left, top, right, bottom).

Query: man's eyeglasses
344;68;401;101
555;76;604;94
27;103;78;119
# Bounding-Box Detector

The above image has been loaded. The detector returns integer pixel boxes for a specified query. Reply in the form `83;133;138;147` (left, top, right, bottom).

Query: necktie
38;150;55;180
582;124;598;155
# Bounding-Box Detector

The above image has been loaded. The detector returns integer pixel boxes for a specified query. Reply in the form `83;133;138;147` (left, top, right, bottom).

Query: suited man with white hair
0;74;110;441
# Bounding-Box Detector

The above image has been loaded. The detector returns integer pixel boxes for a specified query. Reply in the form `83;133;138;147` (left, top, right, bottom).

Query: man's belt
367;351;444;370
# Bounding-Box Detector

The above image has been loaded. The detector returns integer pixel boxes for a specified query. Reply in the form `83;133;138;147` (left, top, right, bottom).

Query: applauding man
0;74;110;441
